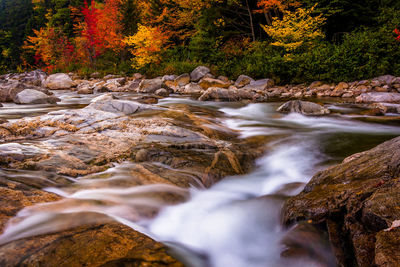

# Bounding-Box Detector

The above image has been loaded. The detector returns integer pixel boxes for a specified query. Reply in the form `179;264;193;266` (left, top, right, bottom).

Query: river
0;92;399;266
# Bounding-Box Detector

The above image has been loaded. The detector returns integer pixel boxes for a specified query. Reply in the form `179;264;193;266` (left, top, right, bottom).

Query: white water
1;99;400;266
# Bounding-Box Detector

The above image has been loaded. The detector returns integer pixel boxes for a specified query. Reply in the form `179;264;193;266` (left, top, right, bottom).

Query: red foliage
81;0;103;58
395;28;400;42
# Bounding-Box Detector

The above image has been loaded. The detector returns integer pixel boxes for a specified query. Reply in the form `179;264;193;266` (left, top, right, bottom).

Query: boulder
283;137;400;266
277;100;330;115
14;89;60;104
183;83;204;95
377;75;396;85
44;73;74;89
190;66;210;82
175;73;190;87
0;81;52;102
76;83;93;94
198;87;254;102
356;92;400;103
138;78;163;93
334;82;349;91
19;70;48;86
198;77;231;89
234;75;254;88
155;88;169;97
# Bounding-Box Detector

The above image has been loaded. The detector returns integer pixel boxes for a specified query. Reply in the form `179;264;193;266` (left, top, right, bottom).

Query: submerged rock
277;100;330;115
283;136;400;266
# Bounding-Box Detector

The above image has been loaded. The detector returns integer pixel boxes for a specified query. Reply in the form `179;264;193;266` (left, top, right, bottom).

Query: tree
123;24;169;68
262;5;326;53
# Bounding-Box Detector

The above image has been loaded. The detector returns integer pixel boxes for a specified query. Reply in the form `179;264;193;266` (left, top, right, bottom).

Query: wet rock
234;75;254;88
43;73;74;89
277;100;330;115
198;87;239;101
375;229;400;266
283;137;400;266
138;77;163;93
14;89;60;104
190;66;210;82
198;77;231;89
162;75;177;82
356;92;400;103
155;88;169;97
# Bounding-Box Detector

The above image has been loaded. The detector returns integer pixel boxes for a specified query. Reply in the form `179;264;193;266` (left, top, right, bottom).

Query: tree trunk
245;0;256;42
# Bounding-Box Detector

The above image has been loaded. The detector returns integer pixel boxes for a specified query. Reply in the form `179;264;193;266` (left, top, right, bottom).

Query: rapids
1;94;400;266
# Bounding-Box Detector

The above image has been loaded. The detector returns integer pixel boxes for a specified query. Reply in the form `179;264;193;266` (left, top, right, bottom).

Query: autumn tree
262;5;326;53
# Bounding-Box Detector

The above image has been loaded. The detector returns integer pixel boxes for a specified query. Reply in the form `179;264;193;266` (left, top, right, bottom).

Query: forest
1;0;400;83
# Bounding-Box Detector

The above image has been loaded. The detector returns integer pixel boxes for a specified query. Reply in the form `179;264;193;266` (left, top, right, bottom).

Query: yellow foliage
123;24;169;68
262;5;326;52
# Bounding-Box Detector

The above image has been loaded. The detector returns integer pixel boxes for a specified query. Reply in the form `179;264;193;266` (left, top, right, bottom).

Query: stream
1;93;400;266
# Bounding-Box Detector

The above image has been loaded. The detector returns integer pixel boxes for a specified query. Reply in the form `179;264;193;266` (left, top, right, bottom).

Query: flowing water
1;93;400;266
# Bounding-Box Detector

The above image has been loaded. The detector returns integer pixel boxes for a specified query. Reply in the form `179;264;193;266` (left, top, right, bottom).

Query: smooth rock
44;73;74;89
155;88;169;97
183;83;204;95
277;100;330;115
234;75;254;88
14;89;60;104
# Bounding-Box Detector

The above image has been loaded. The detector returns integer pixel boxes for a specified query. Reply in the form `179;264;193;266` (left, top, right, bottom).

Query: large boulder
44;73;74;89
14;89;60;104
190;66;210;82
138;77;163;93
356;92;400;103
277;100;330;115
283;137;400;266
198;87;254;102
19;70;48;86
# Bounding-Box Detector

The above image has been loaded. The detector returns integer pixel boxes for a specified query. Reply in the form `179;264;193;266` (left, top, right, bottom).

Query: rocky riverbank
2;67;400;113
283;136;400;266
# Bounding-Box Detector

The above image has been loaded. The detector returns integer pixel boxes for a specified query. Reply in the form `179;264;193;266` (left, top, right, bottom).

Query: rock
162;75;177;82
342;92;354;98
309;81;324;88
243;79;274;91
14;89;60;104
138;77;163;93
175;73;190;87
103;74;120;80
356;92;400;103
234;75;254;88
218;76;229;82
198;87;239;101
377;75;396;85
198;77;231;89
277;100;330;115
183;83;204;95
103;78;126;91
190;66;210;82
76;83;93;94
0;81;52;102
19;70;48;86
87;99;143;115
90;72;101;78
155;88;169;97
334;82;349;91
132;73;143;80
283;137;400;266
43;73;74;89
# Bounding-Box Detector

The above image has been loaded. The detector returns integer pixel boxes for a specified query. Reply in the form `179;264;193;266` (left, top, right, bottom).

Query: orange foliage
256;0;300;12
